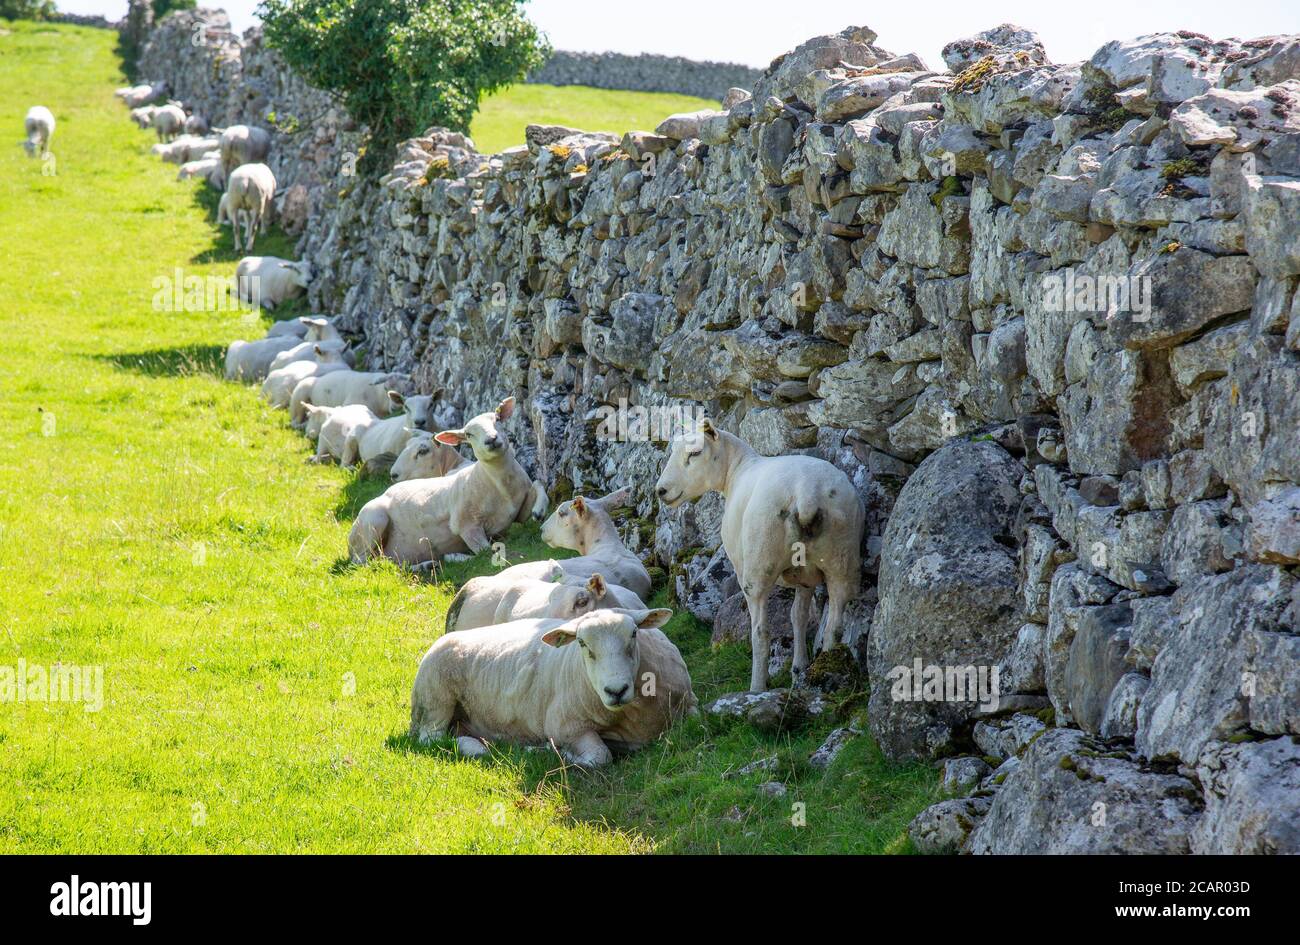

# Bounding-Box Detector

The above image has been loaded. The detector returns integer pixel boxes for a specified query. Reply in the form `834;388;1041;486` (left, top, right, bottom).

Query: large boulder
868;439;1025;759
1191;738;1300;854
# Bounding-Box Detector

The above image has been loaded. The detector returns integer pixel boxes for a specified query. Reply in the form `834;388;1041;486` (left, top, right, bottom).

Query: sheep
177;155;225;189
446;568;648;633
235;256;312;311
303;403;333;442
267;323;347;373
219;124;271;181
390;433;469;483
129;105;156;129
495;488;651;598
184;113;209;135
265;317;311;339
307;404;380;466
352;392;436;475
409;608;695;766
288;370;410;429
348;397;549;568
150;103;186;143
262;344;349;408
23;106;54;158
224;163;276;253
224;317;339;382
118;82;166;108
655;418;863;692
153;135;219;164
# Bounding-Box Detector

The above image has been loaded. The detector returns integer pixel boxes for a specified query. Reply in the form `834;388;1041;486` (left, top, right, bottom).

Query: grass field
0;20;939;854
470;84;717;155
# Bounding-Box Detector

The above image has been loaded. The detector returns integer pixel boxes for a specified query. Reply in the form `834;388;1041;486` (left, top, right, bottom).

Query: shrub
258;0;549;169
0;0;56;20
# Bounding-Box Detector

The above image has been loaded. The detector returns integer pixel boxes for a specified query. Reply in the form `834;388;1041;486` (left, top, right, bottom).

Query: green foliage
0;0;55;20
152;0;197;19
258;0;549;166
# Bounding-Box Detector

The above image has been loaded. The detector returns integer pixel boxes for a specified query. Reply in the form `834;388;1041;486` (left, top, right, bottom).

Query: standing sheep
224;163;276;253
149;103;187;143
219;124;272;181
655;419;863;692
409;608;695;766
23;106;54;158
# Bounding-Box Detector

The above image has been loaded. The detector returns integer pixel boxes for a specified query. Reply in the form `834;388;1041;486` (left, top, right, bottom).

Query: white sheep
129;105;156;129
409;608;695;766
306;404;379;465
655;418;863;692
150;103;186;143
177;155;225;189
446;568;647;633
353;392;435;475
496;489;651;598
288;370;409;428
348;397;548;568
390;432;469;483
224;317;339;382
266;318;343;369
219;124;271;181
153;135;219;164
235;256;312;311
119;82;166;108
224;163;276;253
184;113;209;135
262;343;349;408
23;106;54;158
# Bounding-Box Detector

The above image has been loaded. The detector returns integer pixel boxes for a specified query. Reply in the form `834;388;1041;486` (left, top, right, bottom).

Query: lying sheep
496;489;651;598
289;370;409;429
23;106;54;157
235;256;311;311
153;135;219;164
446;568;647;633
348;397;548;567
410;608;695;766
118;82;167;108
129;105;156;129
303;403;332;442
267;322;345;373
219;124;271;181
224;318;338;382
390;433;468;483
262;343;349;408
354;392;435;475
150;103;186;143
307;404;379;466
266;317;311;339
655;418;863;692
224;163;276;253
177;155;224;189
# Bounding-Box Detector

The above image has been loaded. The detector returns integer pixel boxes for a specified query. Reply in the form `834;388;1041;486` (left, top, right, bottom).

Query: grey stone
1191;738;1300;854
908;796;992;854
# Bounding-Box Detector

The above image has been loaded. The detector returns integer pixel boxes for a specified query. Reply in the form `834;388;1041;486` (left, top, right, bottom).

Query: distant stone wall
136;11;1300;856
528;50;761;101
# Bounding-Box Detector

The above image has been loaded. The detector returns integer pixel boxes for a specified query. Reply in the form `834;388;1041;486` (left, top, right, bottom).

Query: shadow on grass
94;344;226;378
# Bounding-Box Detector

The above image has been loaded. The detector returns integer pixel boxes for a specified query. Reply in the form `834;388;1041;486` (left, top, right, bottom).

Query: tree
258;0;548;168
0;0;56;20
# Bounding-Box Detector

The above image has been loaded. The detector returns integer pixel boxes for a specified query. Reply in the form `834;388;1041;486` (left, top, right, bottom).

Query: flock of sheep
101;82;868;767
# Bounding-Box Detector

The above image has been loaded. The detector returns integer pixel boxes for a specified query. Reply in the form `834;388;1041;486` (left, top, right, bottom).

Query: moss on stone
806;643;861;689
931;175;963;208
950;55;1000;95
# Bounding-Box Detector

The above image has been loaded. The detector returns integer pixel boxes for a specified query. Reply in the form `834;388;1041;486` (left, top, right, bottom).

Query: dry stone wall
527;50;762;102
138;10;1300;854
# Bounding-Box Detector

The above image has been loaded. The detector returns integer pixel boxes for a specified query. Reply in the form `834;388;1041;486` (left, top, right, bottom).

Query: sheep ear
587;573;606;598
545;561;564;582
700;417;718;441
495;396;515;420
541;626;578;648
434;429;465;446
571;496;586;517
634;608;672;630
388;390;405;407
313;344;324;355
598;487;630;509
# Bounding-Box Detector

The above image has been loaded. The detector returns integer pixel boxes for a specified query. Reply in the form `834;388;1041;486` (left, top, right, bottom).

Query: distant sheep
224;163;276;253
288;370;410;429
219;124;271;181
224;317;339;382
409;608;695;766
23;106;54;158
347;397;547;568
266;319;345;372
655;419;863;692
118;82;167;108
184;113;209;135
150;104;186;143
177;155;224;189
389;432;468;483
307;404;379;466
262;343;349;409
235;256;311;311
153;135;219;164
129;106;156;129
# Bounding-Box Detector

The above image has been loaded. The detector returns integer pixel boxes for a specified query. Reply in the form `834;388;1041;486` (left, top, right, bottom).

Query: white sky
60;1;1300;72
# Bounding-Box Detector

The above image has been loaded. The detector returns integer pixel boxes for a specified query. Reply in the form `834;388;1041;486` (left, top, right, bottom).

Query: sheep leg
530;480;549;521
455;523;491;556
821;577;851;653
563;731;613;767
744;581;773;693
340;435;360;469
790;586;814;677
409;685;455;745
348;505;389;564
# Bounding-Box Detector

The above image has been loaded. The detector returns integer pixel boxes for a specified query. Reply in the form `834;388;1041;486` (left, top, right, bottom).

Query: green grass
469;83;717;155
0;20;939;853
